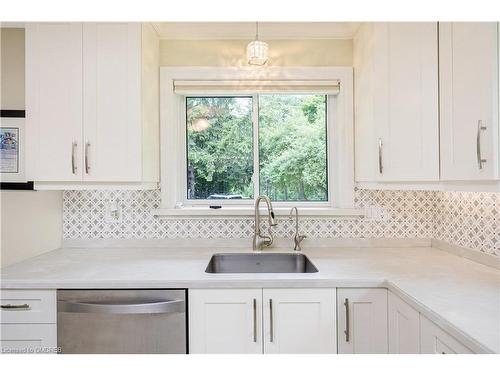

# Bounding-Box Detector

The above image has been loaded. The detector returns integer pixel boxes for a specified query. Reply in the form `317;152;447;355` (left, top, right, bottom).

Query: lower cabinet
337;288;388;353
420;316;473;354
0;324;57;354
263;288;336;354
189;289;262;354
0;289;57;354
188;288;336;354
388;292;420;353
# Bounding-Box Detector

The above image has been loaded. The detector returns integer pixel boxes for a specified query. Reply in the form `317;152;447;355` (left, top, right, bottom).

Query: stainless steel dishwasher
57;290;187;354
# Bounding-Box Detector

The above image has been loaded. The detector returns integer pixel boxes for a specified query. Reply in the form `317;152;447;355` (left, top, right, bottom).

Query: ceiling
151;22;361;40
0;22;361;39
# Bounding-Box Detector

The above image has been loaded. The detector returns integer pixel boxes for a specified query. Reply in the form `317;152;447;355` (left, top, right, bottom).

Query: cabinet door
26;23;83;181
354;22;439;183
374;22;439;181
440;22;499;180
0;324;57;354
337;288;388;354
388;292;420;353
0;290;56;324
82;23;142;182
263;288;336;354
188;289;262;354
420;316;473;354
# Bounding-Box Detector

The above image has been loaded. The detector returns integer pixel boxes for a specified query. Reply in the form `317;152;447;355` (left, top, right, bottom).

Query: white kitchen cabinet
189;288;336;354
26;23;159;188
25;23;83;182
189;289;263;354
0;289;56;324
0;324;57;354
420;316;473;354
354;22;439;183
263;288;336;354
439;22;499;181
82;23;141;182
337;288;388;354
388;292;420;353
0;290;57;354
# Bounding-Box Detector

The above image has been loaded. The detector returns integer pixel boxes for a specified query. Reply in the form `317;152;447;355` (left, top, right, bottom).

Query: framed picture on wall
0;115;26;183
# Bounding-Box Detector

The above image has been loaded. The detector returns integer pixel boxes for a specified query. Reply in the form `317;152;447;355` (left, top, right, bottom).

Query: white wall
0;191;62;267
160;39;353;67
1;27;63;267
0;28;25;109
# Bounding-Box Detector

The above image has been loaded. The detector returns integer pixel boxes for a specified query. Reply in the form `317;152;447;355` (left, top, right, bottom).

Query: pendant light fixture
247;22;268;66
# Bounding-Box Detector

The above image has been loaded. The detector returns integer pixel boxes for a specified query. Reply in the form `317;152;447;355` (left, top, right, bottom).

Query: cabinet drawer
0;290;56;324
420;316;473;354
0;324;57;354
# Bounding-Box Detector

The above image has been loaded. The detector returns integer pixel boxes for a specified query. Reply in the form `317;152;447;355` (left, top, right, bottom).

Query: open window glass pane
186;97;254;200
259;94;328;201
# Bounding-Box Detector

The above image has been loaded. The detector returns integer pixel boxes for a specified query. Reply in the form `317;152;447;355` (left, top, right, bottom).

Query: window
185;94;328;202
159;67;356;214
186;96;254;200
259;94;327;201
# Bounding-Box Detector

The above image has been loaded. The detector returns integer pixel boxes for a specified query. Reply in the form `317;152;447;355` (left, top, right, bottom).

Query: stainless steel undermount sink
205;253;318;274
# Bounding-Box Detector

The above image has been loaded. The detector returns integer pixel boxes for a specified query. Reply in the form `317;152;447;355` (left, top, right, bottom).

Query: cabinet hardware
344;298;350;342
57;299;184;314
85;141;91;174
1;303;31;311
71;142;78;174
378;138;383;174
476;120;487;170
253;298;257;343
269;299;274;342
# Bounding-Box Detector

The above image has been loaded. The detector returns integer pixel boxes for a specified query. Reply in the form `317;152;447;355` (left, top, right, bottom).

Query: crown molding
153;22;360;40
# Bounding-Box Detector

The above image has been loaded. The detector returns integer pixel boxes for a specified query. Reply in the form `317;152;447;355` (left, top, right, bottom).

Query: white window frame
154;67;362;217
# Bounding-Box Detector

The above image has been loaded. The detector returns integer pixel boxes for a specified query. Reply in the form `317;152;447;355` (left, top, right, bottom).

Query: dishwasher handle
58;299;185;315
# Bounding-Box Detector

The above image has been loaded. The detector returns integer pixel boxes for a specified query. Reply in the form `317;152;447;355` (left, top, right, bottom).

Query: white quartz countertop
1;246;499;353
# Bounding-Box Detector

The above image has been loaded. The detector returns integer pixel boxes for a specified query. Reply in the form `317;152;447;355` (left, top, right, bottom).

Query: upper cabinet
25;23;84;182
355;22;500;190
26;22;159;188
354;22;440;183
82;23;141;182
439;22;499;181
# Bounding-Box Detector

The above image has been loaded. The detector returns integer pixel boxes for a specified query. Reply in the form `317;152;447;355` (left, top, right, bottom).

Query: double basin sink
205;253;318;274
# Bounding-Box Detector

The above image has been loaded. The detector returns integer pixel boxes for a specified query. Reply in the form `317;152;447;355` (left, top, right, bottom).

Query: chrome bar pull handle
253;298;257;343
1;303;31;311
71;142;77;174
57;299;184;314
269;299;274;343
378;138;383;174
476;120;487;170
344;298;350;342
85;141;91;174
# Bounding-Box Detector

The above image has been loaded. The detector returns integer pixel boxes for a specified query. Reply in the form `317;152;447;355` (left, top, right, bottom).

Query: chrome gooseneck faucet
289;207;307;251
252;195;278;251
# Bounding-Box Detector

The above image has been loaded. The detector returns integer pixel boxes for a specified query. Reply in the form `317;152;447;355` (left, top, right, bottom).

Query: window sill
151;206;366;218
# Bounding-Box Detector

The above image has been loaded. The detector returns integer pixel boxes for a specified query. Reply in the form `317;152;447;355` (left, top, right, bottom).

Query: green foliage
259;94;327;201
186;97;253;199
186;94;328;201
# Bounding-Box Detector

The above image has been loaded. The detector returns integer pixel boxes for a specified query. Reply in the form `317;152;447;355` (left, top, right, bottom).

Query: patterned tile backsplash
63;189;499;256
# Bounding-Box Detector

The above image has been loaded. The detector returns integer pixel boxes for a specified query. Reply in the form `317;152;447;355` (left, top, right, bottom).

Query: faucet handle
269;211;278;226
